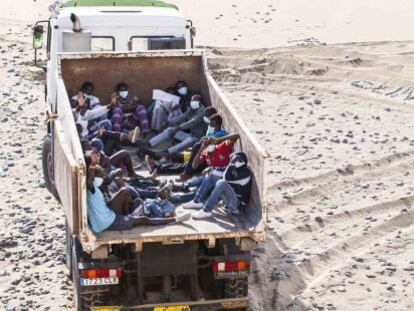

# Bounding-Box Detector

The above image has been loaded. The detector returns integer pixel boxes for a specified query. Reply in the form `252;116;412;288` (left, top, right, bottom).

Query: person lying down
85;153;190;234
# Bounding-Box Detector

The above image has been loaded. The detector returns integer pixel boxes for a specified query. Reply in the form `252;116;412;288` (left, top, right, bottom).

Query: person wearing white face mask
178;86;188;96
111;82;150;136
192;151;252;220
148;94;206;154
175;80;192;112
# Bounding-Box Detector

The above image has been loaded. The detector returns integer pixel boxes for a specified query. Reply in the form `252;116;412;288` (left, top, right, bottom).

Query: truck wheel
66;218;73;280
72;237;84;311
42;134;59;200
224;277;248;298
223;278;248;310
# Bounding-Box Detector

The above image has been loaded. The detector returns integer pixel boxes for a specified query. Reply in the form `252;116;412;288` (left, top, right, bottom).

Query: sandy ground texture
1;0;414;310
0;22;73;311
207;42;414;310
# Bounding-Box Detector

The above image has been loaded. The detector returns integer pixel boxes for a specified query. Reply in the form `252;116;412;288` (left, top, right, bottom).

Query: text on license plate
80;277;119;286
153;306;190;311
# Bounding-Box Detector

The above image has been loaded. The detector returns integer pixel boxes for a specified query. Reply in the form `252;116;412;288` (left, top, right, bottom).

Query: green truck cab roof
61;0;178;10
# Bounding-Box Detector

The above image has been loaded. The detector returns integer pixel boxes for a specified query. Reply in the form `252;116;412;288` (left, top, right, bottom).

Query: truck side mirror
190;26;196;37
33;25;44;49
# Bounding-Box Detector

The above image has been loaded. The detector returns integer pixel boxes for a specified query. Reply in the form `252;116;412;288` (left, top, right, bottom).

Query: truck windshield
130;36;185;51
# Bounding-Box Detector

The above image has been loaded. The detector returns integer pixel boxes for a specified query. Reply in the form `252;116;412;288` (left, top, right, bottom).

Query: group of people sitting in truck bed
73;80;252;234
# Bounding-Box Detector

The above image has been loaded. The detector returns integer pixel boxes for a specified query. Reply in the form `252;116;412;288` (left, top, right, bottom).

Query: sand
1;0;414;310
208;42;414;310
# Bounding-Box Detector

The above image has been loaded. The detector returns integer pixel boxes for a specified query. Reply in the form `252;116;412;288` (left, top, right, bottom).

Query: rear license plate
91;307;120;311
80;277;119;286
214;270;249;279
153;306;190;311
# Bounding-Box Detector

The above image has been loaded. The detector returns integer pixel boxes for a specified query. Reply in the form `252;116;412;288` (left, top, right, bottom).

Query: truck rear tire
223;277;248;311
72;237;84;311
42;134;59;200
224;277;248;298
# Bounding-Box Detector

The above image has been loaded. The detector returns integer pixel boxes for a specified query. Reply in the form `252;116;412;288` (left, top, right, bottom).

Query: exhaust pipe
70;13;82;32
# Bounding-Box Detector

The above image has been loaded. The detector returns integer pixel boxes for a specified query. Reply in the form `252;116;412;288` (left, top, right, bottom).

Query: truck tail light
81;268;122;279
213;261;249;272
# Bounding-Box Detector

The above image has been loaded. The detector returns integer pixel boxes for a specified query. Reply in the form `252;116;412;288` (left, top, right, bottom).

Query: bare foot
145;155;155;173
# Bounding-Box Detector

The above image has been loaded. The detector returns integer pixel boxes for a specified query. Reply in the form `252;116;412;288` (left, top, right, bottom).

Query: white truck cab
33;0;195;115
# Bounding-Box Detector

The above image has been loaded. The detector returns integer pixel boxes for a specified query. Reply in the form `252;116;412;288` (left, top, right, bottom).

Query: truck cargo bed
55;50;267;252
96;206;256;242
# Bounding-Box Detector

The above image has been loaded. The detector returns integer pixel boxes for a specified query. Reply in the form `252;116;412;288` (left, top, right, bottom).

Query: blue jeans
87;119;112;139
127;183;195;204
144;199;175;218
203;180;238;213
149;127;198;154
126;185;158;199
182;175;205;190
194;173;222;203
169;191;196;204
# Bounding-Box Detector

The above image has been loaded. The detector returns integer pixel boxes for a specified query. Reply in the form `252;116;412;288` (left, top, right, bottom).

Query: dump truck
34;1;267;310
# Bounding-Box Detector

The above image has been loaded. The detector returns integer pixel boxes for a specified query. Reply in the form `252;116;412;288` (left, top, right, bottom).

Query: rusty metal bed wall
59;50;206;106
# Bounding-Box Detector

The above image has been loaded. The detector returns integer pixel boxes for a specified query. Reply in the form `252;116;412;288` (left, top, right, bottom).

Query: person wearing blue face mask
205;114;228;138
